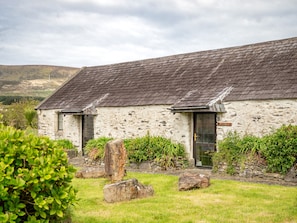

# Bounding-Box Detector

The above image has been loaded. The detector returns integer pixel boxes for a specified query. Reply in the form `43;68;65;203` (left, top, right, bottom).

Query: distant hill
0;65;79;99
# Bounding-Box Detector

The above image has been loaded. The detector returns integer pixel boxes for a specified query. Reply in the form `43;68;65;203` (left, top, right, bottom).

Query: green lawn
71;172;297;223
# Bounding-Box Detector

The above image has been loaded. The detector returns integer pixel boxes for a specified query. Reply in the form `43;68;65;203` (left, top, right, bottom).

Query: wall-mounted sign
217;122;232;126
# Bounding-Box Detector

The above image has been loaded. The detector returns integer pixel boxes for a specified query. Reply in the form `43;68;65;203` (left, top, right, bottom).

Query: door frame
193;112;217;167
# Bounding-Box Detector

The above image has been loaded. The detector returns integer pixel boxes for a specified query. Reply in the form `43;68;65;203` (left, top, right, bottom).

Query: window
58;113;63;130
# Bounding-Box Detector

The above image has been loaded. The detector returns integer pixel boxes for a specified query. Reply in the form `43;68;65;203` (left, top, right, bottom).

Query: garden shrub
213;132;264;174
213;132;246;174
0;99;39;129
54;139;75;150
125;133;187;169
213;125;297;175
84;137;113;160
262;125;297;174
85;134;188;169
0;123;77;222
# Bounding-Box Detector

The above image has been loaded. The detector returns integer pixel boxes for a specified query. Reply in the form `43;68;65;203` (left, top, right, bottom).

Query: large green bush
213;125;297;175
212;132;262;174
54;139;76;150
85;134;187;169
262;125;297;174
125;134;186;165
0;124;77;222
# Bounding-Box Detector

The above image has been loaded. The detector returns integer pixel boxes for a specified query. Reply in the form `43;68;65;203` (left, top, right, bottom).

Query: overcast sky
0;0;297;67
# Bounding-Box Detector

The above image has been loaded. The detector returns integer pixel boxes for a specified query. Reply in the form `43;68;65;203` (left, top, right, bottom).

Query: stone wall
37;109;58;139
94;105;192;157
63;115;81;150
214;159;297;185
217;99;297;140
37;109;82;153
38;99;297;161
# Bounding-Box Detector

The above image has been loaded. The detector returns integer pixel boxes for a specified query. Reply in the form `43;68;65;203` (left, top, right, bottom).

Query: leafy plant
0;123;77;222
213;125;297;175
86;134;187;169
0;99;39;129
238;134;263;154
262;125;297;174
125;133;187;169
54;139;76;150
213;132;264;175
84;137;113;160
24;109;37;128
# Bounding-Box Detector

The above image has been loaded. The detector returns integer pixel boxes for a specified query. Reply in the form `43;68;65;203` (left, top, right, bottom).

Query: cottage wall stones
38;109;82;152
93;105;192;155
217;99;297;140
37;99;297;158
38;109;57;139
37;106;192;156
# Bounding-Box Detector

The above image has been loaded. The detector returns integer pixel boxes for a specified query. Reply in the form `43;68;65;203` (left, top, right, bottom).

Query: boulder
75;167;105;178
104;139;127;182
103;178;154;203
178;172;210;191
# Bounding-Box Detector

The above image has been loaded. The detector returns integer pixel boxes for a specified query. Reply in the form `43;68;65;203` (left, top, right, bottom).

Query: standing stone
103;178;154;203
104;139;127;182
178;172;210;191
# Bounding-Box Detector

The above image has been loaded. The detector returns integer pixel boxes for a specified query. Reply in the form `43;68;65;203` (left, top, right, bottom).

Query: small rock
75;167;105;178
178;172;210;191
103;178;154;203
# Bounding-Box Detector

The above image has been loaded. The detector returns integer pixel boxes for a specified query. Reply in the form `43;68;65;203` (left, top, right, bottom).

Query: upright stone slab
104;139;127;182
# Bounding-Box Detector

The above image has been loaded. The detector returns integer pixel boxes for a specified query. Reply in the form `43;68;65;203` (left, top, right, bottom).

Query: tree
0;99;38;129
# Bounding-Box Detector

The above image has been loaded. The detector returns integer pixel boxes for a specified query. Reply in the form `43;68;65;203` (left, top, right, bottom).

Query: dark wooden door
194;113;216;167
82;115;94;155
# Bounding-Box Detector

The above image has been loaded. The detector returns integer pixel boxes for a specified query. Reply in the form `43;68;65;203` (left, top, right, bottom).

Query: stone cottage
36;37;297;167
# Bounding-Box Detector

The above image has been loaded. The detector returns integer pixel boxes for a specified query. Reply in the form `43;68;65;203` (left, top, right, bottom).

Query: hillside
0;65;79;98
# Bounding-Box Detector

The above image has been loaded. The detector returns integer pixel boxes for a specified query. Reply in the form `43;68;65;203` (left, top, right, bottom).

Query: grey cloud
0;0;297;67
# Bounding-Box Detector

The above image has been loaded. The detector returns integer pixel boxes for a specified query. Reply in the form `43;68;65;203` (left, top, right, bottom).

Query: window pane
58;113;63;130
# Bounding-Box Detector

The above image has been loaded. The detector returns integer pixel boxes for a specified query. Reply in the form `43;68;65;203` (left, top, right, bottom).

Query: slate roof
37;37;297;112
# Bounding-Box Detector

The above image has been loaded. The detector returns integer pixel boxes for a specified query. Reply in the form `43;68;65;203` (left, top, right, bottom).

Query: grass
71;172;297;223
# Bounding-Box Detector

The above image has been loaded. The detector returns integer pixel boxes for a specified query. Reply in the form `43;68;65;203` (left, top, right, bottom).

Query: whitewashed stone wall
37;109;82;152
37;99;297;160
37;109;57;139
94;105;193;157
63;115;81;149
217;99;297;140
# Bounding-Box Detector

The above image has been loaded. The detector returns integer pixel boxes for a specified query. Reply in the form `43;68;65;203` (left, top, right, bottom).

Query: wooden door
82;115;94;155
194;113;216;167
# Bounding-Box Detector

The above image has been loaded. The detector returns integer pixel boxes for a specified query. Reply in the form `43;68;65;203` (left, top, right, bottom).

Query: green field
71;172;297;223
